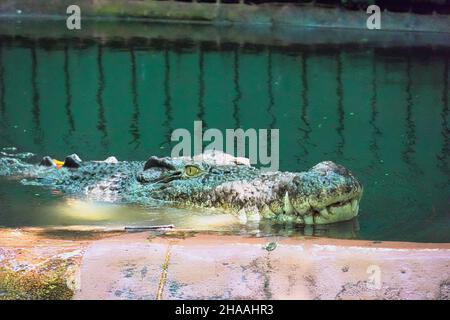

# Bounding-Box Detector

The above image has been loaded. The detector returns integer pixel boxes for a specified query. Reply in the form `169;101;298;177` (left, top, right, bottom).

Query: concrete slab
74;232;167;300
2;228;449;300
70;231;450;300
160;236;450;300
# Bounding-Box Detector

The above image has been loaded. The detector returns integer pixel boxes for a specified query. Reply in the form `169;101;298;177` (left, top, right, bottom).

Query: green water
0;28;448;242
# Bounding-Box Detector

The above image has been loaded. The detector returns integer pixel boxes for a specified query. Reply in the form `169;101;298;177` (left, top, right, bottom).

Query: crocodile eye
184;165;201;177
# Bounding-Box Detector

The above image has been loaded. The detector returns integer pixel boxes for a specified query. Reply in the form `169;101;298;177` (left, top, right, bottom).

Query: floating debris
1;152;35;159
264;242;277;252
125;224;175;232
1;147;34;159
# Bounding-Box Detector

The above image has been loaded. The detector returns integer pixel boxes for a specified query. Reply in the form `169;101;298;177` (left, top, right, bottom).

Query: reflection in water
257;218;359;239
266;49;276;159
297;53;312;164
197;48;205;126
335;52;345;157
0;45;5;118
161;48;173;149
63;46;75;134
402;57;418;170
232;48;241;128
96;45;108;148
0;45;9;146
128;48;141;149
266;49;276;129
31;194;362;240
0;36;449;242
31;46;42;147
438;58;449;178
369;55;381;169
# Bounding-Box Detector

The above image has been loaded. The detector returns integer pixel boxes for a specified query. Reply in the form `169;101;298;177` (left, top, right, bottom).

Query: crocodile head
0;151;363;225
136;152;363;225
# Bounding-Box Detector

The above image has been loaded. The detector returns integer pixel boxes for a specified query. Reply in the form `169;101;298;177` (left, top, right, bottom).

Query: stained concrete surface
73;232;450;300
1;228;448;300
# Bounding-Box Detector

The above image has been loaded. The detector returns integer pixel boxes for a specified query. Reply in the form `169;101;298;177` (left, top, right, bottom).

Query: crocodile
0;150;363;225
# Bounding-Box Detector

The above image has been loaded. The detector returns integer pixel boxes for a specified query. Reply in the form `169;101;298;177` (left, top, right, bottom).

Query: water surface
0;27;448;242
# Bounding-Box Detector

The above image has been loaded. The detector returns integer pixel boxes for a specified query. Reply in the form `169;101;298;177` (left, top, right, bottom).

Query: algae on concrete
0;259;74;300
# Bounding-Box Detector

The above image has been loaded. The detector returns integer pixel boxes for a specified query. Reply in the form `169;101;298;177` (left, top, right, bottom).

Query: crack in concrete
156;244;172;300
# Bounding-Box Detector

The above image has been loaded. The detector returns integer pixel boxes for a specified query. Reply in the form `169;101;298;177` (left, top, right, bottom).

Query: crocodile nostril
143;156;176;171
209;168;220;174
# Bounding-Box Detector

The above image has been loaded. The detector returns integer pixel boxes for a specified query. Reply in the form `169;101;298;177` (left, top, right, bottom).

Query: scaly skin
0;151;363;225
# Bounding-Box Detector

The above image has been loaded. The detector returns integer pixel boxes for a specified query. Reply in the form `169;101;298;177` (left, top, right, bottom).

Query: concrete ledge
1;228;449;300
0;0;449;33
1;19;450;50
75;231;450;300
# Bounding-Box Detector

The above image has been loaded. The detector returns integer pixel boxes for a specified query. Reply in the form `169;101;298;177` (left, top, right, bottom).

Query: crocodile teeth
351;199;358;211
351;199;359;216
237;209;247;224
320;207;330;219
283;192;295;215
261;204;276;219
